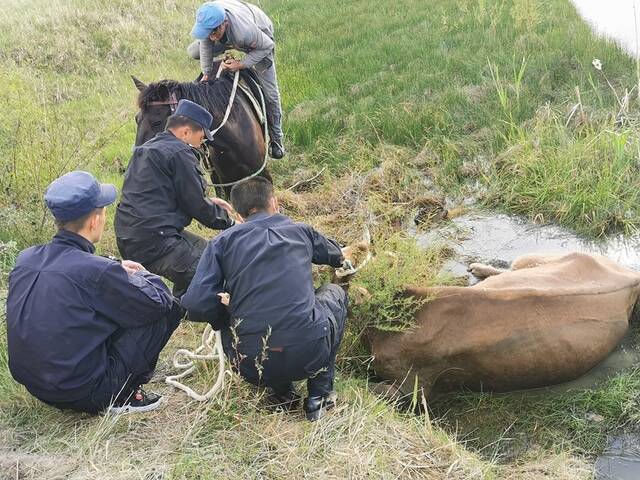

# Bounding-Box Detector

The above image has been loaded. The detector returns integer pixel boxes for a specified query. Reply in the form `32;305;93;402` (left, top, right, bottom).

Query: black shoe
303;391;338;422
108;387;163;415
269;140;285;159
265;388;301;412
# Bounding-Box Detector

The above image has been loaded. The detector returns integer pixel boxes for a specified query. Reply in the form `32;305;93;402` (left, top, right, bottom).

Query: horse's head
132;76;178;146
129;73;271;198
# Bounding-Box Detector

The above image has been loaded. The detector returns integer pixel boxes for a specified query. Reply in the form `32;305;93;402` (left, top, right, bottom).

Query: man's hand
122;260;146;275
222;58;243;72
210;197;244;224
341;258;355;272
200;74;210;82
210;197;233;214
217;292;230;306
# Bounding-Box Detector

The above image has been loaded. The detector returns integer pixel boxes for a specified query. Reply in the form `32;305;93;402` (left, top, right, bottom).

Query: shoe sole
107;396;164;415
304;394;338;421
305;406;327;422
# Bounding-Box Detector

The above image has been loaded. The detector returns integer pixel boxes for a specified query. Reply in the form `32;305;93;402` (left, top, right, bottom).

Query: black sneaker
303;390;338;421
108;387;163;415
265;388;301;412
269;140;285;159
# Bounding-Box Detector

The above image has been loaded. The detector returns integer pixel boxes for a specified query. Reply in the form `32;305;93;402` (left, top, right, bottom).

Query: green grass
432;368;640;463
2;0;640;477
0;320;493;479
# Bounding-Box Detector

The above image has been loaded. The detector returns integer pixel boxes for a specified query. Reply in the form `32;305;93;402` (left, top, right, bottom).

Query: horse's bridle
146;92;178;113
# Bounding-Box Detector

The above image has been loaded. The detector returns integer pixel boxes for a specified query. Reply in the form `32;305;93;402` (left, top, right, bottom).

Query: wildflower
592;58;602;70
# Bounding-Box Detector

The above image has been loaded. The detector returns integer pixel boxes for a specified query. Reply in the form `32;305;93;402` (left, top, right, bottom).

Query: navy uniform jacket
6;230;175;402
114;131;233;242
181;212;343;348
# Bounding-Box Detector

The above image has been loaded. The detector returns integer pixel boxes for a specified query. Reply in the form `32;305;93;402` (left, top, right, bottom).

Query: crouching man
6;171;182;414
182;177;348;421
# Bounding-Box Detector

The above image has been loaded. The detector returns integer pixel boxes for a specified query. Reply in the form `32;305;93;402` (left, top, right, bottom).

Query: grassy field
2;0;640;477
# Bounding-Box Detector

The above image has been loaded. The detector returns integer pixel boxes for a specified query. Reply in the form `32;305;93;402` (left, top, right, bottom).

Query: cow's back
369;253;640;394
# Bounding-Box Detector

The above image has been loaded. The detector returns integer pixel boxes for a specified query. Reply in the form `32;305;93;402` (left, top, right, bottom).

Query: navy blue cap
45;171;117;222
174;99;214;141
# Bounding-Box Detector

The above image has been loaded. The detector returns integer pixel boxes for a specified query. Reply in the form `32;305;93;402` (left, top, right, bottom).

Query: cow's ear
131;75;147;92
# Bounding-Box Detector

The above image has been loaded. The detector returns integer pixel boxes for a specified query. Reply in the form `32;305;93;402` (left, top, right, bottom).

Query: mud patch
0;451;77;480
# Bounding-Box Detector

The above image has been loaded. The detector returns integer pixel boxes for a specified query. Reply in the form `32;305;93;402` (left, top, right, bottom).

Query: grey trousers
187;41;283;144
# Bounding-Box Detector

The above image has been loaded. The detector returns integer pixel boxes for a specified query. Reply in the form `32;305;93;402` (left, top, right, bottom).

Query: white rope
165;324;226;401
334;224;374;277
210;68;240;137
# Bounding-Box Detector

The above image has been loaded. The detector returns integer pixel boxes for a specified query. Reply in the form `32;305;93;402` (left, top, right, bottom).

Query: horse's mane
137;73;237;123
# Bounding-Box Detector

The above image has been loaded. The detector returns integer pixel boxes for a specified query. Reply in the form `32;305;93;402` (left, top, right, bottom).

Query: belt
115;225;180;239
238;321;331;348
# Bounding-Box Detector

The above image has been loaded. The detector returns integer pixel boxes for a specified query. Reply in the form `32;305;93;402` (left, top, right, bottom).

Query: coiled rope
165;323;226;401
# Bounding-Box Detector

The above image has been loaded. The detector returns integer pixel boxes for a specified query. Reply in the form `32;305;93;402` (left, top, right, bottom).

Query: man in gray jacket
188;1;285;159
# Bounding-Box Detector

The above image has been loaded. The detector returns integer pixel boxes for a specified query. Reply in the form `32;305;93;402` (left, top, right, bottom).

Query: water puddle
411;210;640;285
596;433;640;480
571;0;640;58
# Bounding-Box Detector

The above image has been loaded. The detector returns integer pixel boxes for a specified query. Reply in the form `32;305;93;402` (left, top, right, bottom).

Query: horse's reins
203;64;270;188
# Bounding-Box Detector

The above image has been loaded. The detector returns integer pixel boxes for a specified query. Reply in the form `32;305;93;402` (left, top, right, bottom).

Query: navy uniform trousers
117;230;207;298
45;304;182;414
221;284;348;397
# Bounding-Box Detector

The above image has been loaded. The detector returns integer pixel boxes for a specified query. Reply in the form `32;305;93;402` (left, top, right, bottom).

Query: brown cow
368;252;640;395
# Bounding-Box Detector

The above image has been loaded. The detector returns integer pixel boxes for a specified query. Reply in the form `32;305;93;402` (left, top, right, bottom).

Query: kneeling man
182;177;348;421
6;171;181;414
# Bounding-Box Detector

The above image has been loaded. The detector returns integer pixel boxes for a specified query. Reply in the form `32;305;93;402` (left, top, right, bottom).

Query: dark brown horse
132;66;272;197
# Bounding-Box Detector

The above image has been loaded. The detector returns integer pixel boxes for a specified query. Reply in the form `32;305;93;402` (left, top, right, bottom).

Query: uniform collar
52;229;96;254
245;211;273;222
159;131;178;141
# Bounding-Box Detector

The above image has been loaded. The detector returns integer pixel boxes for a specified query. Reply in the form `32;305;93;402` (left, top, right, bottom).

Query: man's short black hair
54;208;103;233
165;114;204;133
230;177;274;218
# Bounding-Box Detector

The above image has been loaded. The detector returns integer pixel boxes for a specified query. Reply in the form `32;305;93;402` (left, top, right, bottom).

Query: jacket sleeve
238;26;274;68
199;37;228;76
181;239;229;330
93;263;175;329
172;150;234;229
306;225;344;267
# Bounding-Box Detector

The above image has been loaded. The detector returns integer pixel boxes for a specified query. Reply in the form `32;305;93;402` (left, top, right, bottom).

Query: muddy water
596;433;640;480
571;0;640;58
411;211;640;285
413;211;640;478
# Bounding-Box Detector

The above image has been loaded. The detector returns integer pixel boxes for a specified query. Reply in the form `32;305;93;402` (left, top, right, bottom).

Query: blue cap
191;2;226;40
45;171;117;222
174;99;214;141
